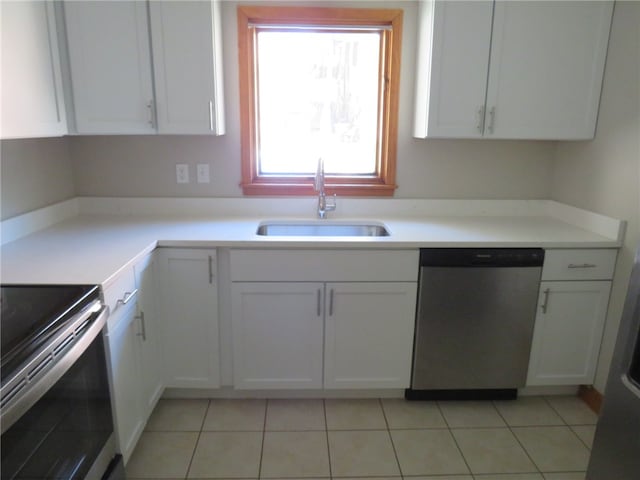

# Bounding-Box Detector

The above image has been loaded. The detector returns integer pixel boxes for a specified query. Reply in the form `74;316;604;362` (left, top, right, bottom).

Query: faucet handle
325;193;337;211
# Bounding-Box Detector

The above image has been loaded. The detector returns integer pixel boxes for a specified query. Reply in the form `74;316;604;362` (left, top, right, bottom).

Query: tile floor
126;395;598;480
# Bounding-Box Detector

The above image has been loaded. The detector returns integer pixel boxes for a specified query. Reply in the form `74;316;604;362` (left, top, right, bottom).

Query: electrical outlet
197;163;210;184
176;164;189;184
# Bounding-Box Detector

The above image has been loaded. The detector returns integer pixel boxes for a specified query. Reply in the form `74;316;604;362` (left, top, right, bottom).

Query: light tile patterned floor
126;395;597;480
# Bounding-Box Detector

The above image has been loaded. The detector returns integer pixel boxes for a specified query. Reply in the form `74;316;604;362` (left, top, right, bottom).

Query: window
238;6;403;196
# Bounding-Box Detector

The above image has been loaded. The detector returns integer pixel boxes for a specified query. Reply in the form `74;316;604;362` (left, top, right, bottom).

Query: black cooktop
0;285;100;382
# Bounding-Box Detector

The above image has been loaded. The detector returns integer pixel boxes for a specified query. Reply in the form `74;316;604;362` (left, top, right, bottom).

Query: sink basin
256;221;390;237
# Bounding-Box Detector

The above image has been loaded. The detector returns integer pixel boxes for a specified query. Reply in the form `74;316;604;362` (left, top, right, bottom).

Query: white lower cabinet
229;249;419;390
105;299;144;464
134;254;164;413
232;282;324;389
157;248;220;389
104;252;161;464
324;282;417;389
527;280;612;386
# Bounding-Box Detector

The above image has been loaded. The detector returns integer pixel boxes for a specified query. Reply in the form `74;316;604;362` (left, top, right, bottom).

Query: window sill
241;181;397;197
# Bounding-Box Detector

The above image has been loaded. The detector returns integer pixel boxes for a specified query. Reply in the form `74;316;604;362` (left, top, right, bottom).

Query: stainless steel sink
256;221;390;237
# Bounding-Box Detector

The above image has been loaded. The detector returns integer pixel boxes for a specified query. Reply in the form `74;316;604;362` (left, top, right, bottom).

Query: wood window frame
237;5;403;196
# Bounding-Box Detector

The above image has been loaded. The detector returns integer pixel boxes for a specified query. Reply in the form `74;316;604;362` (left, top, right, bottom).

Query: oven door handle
0;304;108;434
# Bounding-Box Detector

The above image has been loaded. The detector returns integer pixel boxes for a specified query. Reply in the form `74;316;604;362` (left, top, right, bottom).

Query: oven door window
1;334;113;480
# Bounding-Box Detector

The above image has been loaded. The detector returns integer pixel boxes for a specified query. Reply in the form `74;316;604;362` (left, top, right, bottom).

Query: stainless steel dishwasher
407;248;544;400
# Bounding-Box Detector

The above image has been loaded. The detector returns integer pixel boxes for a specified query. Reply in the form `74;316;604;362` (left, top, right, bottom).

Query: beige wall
69;1;556;200
0;137;75;220
551;1;640;392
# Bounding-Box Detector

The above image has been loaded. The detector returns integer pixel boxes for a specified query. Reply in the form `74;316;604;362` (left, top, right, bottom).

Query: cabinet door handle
487;106;496;134
476;105;485;133
135;311;147;341
317;289;322;316
568;263;597;269
147;100;155;128
208;255;214;284
208;100;214;131
540;288;550;314
329;289;334;316
117;289;138;306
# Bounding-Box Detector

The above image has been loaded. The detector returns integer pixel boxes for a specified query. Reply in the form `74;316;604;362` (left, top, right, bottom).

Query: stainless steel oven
1;285;123;480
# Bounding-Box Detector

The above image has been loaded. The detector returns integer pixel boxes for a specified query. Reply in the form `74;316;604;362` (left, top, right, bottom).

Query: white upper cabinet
63;0;225;135
1;1;67;139
414;0;613;140
149;1;225;135
63;1;155;134
414;1;493;138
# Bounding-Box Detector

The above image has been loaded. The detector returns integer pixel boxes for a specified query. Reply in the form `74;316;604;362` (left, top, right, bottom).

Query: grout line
569;424;594;451
492;399;542;474
258;398;268;478
323;399;333;479
380;398;404;477
542;395;570;426
184;398;210;479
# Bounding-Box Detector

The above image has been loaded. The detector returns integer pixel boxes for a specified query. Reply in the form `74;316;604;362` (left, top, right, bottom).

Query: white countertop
0;197;623;287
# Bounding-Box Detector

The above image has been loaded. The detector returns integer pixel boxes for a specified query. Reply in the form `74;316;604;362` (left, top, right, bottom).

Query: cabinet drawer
542;249;617;281
103;267;137;321
230;249;419;282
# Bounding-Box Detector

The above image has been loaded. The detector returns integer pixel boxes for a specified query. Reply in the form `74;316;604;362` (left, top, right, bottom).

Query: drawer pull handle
541;288;550;314
317;289;322;316
117;289;138;306
568;263;597;269
208;256;214;284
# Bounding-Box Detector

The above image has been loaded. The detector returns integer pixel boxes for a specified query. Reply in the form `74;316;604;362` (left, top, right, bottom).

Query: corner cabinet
414;0;613;139
157;248;220;389
527;249;617;386
62;0;225;135
230;250;419;390
1;1;67;139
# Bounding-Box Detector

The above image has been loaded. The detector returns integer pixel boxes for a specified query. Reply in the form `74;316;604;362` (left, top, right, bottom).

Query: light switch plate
197;164;210;184
176;164;189;184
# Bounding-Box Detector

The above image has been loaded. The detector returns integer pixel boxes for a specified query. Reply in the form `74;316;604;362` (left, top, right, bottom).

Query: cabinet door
485;1;613;139
134;253;164;416
105;300;144;464
158;249;220;388
1;1;67;138
232;282;324;389
414;0;493;138
527;281;611;386
64;0;155;134
149;0;225;134
324;282;417;389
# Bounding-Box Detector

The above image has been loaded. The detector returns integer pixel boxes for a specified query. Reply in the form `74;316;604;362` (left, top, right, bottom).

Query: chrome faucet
314;158;336;219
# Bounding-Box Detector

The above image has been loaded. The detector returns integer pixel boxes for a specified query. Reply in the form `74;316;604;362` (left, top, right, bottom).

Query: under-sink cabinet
527;249;617;386
413;0;613;139
157;248;220;389
229;250;419;390
103;251;162;464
